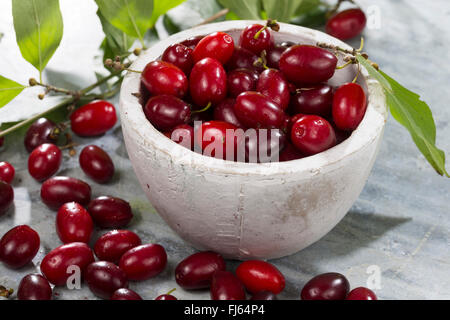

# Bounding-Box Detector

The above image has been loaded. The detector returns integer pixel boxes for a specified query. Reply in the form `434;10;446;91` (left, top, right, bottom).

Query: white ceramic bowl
119;21;387;260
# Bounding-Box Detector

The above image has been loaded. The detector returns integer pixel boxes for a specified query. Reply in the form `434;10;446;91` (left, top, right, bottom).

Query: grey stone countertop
0;0;449;300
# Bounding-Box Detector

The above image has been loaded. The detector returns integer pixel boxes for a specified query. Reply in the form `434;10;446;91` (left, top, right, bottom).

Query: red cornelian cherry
141;60;188;98
239;24;273;55
290;84;333;117
56;202;94;244
346;287;377;300
88;196;133;228
162;43;194;75
119;244;167;281
17;274;52;300
28;143;62;181
41;176;91;210
192;31;235;64
326;8;367;40
213;98;244;128
236;260;285;294
279;45;338;84
166;124;194;150
0;225;40;269
195;121;242;160
70;100;117;137
144;95;191;131
0;181;14;216
155;294;178;300
291;115;336;155
234;92;286;129
257;69;290;110
85;261;129;299
210;271;246;300
79;145;115;183
279;142;304;162
111;288;142;300
24;118;58;153
175;251;226;290
179;35;204;49
250;291;278;300
332;82;367;131
266;45;289;69
301;272;350;300
40;242;95;286
226;46;263;73
189;57;227;107
94;230;142;263
227;69;258;98
0;161;15;184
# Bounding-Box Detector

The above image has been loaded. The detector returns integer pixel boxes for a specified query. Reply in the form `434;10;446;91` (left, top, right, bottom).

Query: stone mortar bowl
119;21;387;260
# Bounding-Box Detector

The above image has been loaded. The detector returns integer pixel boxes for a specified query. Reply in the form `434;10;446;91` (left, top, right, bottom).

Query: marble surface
0;0;449;300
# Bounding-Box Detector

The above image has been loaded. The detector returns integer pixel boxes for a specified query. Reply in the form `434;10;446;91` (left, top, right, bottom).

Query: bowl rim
119;20;388;177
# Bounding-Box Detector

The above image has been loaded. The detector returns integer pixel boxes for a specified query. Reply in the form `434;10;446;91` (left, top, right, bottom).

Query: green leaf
218;0;262;20
295;0;321;15
149;0;186;29
357;55;449;177
290;6;327;27
95;0;154;41
0;75;25;109
262;0;303;22
98;10;135;60
12;0;63;80
162;15;181;36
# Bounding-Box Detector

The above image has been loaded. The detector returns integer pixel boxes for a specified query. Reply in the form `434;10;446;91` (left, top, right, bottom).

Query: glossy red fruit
236;260;285;294
41;177;91;210
332;82;367;131
87;196;133;228
210;271;246;300
346;287;377;300
94;230;142;263
280;45;338;84
166;124;194;150
239;24;273;55
40;242;94;286
175;251;226;290
266;45;289;69
189;57;227;107
79;145;115;183
155;294;177;300
250;291;278;300
85;261;129;299
143;95;191;131
28;143;62;181
213;98;244;128
227;69;258;98
162;43;194;75
141;60;188;98
18;274;52;300
279;142;304;162
24;118;58;153
301;272;350;300
70;100;117;137
0;161;15;184
193;32;235;64
291;115;336;155
326;8;367;40
257;69;290;110
226;46;263;73
195;121;242;160
234;92;286;129
245;129;286;163
0;181;14;216
111;288;142;300
56;202;94;244
0;225;40;269
290;84;333;117
179;35;204;49
119;244;167;281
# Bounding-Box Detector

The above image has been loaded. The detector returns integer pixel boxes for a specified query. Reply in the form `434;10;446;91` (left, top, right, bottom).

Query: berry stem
196;8;230;26
191;102;212;114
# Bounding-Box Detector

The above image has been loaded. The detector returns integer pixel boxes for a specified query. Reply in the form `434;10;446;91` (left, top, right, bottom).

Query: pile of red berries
140;22;367;163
